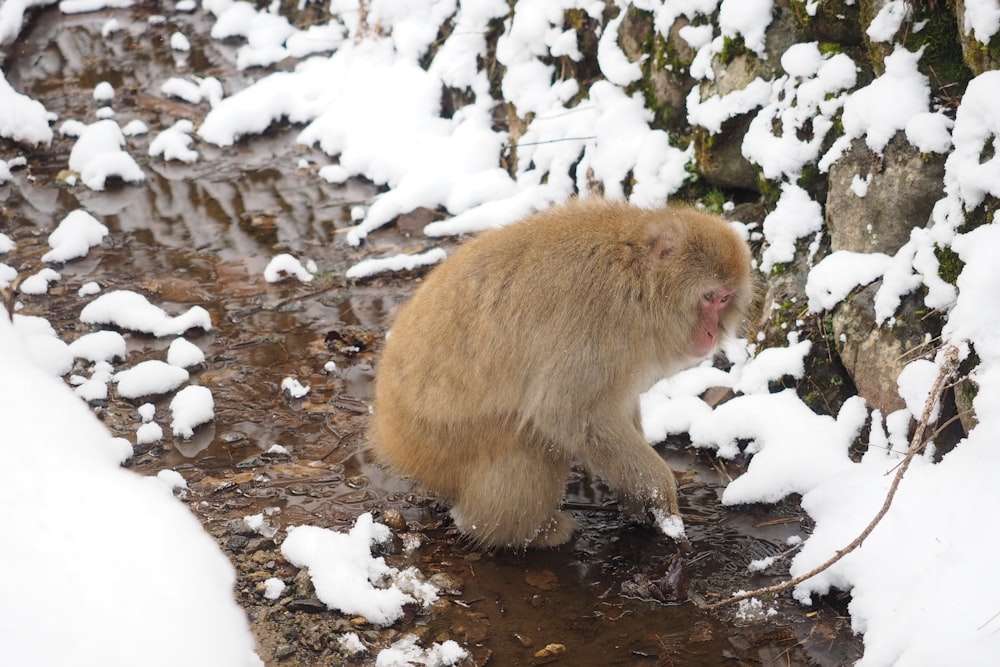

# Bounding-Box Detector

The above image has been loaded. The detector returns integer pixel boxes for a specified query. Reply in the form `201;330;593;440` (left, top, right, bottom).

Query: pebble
274;644;296;661
429;572;463;595
344;475;368;489
286;598;327;613
534;643;567;659
379;508;407;531
226;535;250;551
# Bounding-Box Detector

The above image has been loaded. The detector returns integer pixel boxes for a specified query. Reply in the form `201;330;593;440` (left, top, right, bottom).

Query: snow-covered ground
2;1;1000;665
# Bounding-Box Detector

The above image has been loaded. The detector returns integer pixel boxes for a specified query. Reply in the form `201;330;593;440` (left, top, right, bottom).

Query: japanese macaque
370;198;752;548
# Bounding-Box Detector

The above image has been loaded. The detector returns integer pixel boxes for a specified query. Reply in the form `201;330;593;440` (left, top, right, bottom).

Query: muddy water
2;5;861;666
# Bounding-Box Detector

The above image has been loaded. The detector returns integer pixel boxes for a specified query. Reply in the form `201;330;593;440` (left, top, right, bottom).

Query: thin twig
703;344;962;610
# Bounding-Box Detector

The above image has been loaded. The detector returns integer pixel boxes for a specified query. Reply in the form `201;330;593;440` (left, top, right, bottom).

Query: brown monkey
370;198;752;548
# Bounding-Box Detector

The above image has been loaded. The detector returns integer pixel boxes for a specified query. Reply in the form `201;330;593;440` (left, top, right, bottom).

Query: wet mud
2;5;862;665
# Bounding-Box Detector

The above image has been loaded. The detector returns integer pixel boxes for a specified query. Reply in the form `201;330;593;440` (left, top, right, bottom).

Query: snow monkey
370;198;752;548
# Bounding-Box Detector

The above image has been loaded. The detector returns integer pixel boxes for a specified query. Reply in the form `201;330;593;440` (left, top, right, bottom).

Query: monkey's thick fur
371;198;752;548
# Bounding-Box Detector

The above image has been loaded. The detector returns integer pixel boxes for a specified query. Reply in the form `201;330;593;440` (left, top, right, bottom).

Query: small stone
285;598;327;613
380;508;407;531
534;643;567;659
344;475;368;489
429;572;463;595
274;644;296;661
374;533;404;556
226;535;250;551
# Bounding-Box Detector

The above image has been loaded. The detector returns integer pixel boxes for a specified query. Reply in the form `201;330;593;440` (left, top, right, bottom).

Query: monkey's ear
650;236;674;261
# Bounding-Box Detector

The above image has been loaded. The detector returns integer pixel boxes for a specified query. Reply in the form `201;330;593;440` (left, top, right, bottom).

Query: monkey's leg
582;417;681;518
449;446;575;549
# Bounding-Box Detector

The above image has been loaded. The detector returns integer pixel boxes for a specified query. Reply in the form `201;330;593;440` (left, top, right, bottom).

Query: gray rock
826;134;946;255
832;284;932;415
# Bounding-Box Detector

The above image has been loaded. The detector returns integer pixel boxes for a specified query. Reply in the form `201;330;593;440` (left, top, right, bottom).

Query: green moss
700;188;729;214
719;35;747;63
787;0;862;46
796;163;826;199
817;42;841;56
935;245;964;285
904;8;972;103
757;176;782;206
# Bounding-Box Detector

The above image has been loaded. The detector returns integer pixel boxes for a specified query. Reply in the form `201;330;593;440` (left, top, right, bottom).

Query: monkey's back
369;198;744;490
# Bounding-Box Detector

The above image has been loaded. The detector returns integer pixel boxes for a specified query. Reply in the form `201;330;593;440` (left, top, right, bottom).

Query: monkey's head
646;209;753;362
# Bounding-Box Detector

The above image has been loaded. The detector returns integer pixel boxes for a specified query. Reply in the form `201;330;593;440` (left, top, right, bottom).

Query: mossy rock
785;0;863;45
618;7;698;132
955;0;1000;74
832;284;941;416
859;0;972;102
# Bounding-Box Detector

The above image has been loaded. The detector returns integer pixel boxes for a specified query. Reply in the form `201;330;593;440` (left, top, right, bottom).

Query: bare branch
702;344;963;611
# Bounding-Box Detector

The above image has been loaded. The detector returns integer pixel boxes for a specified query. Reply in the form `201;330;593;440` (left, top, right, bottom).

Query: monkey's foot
651;508;692;553
527;511;578;548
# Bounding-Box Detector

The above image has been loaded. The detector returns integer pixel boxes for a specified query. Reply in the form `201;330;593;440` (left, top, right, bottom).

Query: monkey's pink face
690;288;734;358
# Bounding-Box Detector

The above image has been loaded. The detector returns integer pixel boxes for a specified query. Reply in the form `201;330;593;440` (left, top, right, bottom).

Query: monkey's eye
719;293;731;304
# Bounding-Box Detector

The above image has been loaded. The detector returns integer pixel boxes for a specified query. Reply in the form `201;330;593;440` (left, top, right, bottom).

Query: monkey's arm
581;414;681;518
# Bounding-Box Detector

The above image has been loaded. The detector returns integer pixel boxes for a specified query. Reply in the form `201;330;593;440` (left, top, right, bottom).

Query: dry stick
703;344;962;611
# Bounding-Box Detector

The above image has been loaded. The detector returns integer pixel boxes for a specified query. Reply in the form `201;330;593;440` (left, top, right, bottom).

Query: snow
149;119;198;163
167;337;206;368
170;31;190;51
0;263;17;287
262;577;285;600
718;0;773;55
759;183;824;272
0;308;259;666
280;376;310;398
41;209;109;263
138;402;156;422
19;267;61;294
67;119;145;190
263;253;314;283
820;46;931;170
3;2;1000;665
68;330;127;363
136;420;163;444
0;70;53;144
13;313;73;376
161;76;209;104
742;44;856;181
806;251;893;312
866;0;911;43
375;635;468;667
281;514;440;626
114;360;190;399
346;248;447;279
80;289;212;336
93;80;114;100
598;12;642;85
170;384;215;438
962;0;1000;42
156;468;189;493
686;77;772;135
